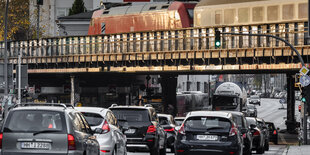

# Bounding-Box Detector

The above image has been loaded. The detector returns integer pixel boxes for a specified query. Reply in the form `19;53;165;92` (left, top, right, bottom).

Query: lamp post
3;0;10;118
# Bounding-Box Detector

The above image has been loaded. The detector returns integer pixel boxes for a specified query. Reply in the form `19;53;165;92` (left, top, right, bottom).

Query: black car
265;122;278;144
228;111;253;155
110;105;167;155
246;117;266;154
158;114;177;152
256;118;270;151
175;111;243;155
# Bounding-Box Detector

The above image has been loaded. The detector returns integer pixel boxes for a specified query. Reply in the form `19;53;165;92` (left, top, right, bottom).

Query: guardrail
0;21;308;59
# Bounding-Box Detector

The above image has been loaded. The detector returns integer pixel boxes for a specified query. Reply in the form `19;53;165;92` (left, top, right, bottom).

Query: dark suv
110;105;167;155
175;111;243;155
0;103;100;155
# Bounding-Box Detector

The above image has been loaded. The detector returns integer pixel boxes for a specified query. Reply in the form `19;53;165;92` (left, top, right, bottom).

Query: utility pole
3;0;10;118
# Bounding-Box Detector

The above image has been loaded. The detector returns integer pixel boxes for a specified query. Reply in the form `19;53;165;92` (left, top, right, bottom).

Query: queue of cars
0;102;278;155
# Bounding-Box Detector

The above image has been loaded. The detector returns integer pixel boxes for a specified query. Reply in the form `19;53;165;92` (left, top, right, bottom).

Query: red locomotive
88;1;196;35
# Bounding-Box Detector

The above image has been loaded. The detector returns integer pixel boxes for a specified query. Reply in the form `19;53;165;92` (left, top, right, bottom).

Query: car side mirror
93;128;104;134
250;124;256;129
240;128;248;134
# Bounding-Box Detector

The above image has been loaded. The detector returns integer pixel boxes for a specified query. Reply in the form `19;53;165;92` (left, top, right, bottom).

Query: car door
106;111;126;155
78;113;100;155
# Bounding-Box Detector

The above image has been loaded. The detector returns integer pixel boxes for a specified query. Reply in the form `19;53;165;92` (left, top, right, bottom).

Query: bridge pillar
286;74;297;133
161;75;177;116
70;75;80;106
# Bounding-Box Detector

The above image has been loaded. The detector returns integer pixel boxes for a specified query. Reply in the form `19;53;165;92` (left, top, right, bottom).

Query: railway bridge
1;20;309;132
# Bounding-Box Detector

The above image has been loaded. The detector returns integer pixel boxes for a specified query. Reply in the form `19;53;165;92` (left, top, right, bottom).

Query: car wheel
274;139;278;145
264;141;269;151
243;144;252;155
170;146;175;153
256;147;264;154
112;147;116;155
150;143;160;155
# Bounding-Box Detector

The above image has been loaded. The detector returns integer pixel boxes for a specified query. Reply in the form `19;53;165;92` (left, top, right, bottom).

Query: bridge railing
0;21;308;58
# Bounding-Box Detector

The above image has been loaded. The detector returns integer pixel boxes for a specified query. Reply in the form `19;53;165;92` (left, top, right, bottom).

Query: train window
215;10;222;25
267;6;279;21
238;8;249;23
252;7;264;22
282;4;294;20
161;5;169;9
298;3;308;19
187;9;194;19
149;6;156;10
224;9;235;24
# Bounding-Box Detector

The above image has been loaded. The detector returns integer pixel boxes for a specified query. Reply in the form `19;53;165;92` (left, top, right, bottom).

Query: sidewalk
284;145;310;155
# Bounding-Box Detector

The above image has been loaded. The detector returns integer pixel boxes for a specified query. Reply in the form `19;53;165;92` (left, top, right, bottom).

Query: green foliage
69;0;86;16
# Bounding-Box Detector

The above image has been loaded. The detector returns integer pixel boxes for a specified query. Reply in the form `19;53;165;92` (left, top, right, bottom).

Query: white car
76;107;127;155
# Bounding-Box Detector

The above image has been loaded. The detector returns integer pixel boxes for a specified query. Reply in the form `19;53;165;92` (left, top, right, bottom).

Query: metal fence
0;21;308;58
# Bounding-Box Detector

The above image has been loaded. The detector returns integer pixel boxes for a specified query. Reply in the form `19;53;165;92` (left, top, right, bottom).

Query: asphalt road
127;98;293;155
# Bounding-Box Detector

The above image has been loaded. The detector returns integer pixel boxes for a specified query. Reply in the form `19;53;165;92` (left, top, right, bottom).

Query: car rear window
4;110;66;133
159;116;169;125
184;116;231;132
81;112;104;126
175;119;184;126
232;115;243;128
111;109;150;122
246;117;256;126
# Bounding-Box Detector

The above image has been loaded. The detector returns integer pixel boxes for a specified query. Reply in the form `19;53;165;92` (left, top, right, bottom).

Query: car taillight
164;128;175;132
253;131;260;136
147;125;156;133
0;133;3;149
67;134;76;150
178;124;185;134
102;120;110;134
273;130;277;135
229;123;238;136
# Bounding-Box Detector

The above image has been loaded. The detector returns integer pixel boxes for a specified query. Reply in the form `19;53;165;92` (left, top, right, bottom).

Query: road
127;98;294;155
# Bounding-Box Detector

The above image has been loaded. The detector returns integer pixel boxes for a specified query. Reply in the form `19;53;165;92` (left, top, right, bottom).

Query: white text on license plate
21;142;50;149
125;129;136;134
196;135;218;141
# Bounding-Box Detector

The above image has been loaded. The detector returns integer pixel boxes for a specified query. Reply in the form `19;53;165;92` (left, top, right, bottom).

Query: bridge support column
286;74;297;133
70;75;80;106
161;75;177;116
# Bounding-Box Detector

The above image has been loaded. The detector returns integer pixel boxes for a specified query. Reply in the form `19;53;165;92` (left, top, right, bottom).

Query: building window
57;8;69;18
197;82;201;91
215;10;222;25
186;81;191;91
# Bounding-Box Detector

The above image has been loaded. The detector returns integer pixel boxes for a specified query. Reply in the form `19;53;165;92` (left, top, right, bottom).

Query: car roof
256;117;264;121
222;111;244;116
110;105;152;110
187;111;232;119
12;106;70;112
75;107;108;115
174;117;185;119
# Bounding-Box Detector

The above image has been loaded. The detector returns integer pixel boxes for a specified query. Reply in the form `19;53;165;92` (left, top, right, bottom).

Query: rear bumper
252;136;263;149
175;140;242;155
126;137;155;151
166;132;176;148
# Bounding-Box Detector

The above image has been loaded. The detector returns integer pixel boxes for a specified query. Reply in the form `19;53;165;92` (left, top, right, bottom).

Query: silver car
0;103;100;155
76;107;127;155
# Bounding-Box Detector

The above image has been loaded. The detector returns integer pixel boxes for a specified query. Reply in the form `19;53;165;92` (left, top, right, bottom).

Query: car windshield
247;104;255;109
175;119;184;126
81;112;104;126
158;117;169;125
111;109;150;123
184;116;231;132
4;110;66;133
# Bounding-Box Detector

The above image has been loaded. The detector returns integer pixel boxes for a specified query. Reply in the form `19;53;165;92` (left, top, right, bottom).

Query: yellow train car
194;0;308;27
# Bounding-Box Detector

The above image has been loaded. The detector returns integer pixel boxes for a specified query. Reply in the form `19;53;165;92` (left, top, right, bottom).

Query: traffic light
301;85;310;114
215;30;221;48
37;0;43;5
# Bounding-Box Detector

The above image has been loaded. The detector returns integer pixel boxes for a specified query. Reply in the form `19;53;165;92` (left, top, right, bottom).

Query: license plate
196;135;218;141
21;142;50;149
124;129;136;134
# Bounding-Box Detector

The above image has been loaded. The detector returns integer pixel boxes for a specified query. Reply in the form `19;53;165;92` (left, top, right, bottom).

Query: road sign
300;66;309;75
300;75;310;87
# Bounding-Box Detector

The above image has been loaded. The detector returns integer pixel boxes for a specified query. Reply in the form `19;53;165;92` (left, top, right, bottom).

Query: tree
69;0;86;16
0;0;41;41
